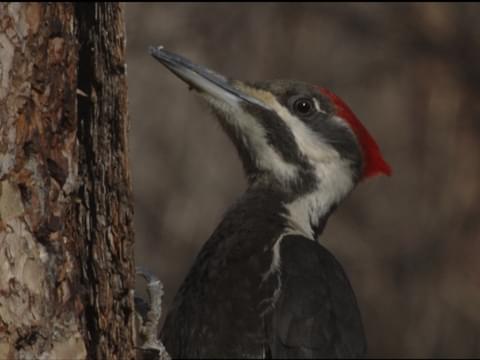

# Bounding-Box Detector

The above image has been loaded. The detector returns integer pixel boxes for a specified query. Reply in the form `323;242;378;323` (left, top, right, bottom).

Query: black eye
293;98;315;116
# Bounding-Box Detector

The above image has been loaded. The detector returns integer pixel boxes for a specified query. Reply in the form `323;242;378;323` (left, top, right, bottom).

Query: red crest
318;87;392;179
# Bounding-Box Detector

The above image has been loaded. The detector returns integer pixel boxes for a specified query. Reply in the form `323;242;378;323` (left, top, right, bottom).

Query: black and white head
150;47;391;238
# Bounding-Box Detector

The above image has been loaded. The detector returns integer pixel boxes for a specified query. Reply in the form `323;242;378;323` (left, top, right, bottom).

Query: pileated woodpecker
150;47;391;359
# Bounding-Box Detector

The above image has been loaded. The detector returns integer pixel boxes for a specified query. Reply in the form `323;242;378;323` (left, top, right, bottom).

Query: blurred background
125;3;480;357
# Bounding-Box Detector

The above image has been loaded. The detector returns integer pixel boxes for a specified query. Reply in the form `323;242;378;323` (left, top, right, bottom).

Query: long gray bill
149;46;269;110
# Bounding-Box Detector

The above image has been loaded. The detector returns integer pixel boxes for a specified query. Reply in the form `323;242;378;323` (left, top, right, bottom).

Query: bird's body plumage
161;188;366;359
150;47;390;359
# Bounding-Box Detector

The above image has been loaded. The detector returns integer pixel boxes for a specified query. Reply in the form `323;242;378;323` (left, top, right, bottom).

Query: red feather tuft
318;87;392;180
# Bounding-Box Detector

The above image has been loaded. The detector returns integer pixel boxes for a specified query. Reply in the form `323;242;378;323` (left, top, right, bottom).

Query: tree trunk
0;3;135;359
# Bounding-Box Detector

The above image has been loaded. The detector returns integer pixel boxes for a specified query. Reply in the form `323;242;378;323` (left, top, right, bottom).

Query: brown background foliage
125;3;480;357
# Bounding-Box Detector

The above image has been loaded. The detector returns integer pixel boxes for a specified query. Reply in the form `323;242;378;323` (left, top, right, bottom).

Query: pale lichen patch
0;180;24;222
0;217;86;358
22;258;47;295
8;2;28;39
0;33;14;100
0;219;48;330
48;37;65;65
0;341;12;360
0;219;47;294
0;150;16;181
45;330;87;360
25;3;42;35
7;3;21;24
61;134;79;194
25;157;47;221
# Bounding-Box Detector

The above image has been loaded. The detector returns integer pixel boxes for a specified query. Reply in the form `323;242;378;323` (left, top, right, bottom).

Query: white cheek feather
286;161;353;239
203;83;355;240
202;93;298;183
269;99;355;240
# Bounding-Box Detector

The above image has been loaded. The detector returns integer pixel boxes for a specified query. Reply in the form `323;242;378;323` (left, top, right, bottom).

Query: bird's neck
207;188;290;256
283;188;339;240
212;159;355;255
284;163;355;240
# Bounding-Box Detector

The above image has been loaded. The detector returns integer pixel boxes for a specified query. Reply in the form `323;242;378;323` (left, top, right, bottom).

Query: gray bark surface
0;3;135;359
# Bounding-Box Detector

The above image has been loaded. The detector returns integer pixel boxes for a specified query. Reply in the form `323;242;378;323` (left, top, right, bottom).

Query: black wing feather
269;235;367;358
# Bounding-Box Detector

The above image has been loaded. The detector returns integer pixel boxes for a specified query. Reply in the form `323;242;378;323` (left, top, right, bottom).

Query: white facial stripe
202;83;355;238
313;98;327;114
236;86;338;165
286;163;353;239
203;94;298;182
267;98;354;239
269;98;340;164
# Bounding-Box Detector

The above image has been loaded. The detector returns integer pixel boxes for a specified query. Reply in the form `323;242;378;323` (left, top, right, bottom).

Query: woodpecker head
150;47;391;230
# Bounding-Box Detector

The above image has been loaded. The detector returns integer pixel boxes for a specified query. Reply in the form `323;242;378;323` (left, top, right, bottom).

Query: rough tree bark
0;3;135;359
